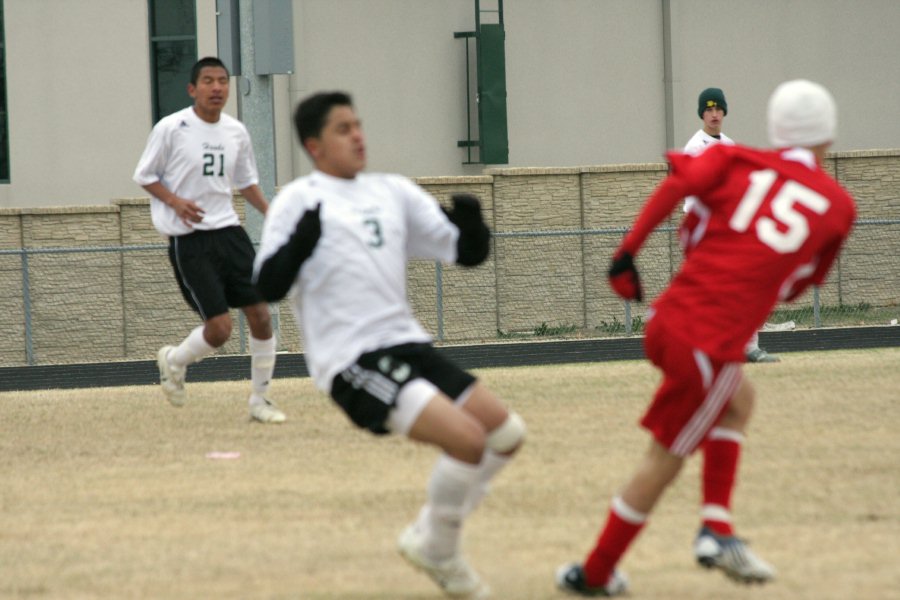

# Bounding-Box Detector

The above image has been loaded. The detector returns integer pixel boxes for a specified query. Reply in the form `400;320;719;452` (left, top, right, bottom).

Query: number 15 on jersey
730;169;830;254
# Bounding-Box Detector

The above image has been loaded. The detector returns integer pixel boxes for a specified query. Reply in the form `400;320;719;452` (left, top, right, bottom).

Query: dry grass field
2;348;898;600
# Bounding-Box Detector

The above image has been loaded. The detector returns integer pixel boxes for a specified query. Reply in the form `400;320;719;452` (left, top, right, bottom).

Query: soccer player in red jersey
557;80;856;596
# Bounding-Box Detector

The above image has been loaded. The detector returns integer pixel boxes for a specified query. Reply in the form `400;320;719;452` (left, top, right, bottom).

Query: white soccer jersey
683;128;734;156
254;170;460;391
133;106;259;237
682;129;735;213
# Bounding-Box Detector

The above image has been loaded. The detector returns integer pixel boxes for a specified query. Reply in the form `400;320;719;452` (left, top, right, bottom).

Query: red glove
608;250;643;302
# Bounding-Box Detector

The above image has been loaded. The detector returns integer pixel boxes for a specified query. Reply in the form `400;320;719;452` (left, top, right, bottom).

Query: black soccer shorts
168;226;264;320
330;342;476;435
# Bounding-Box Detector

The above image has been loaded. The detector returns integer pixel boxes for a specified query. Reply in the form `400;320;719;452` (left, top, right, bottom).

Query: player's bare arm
239;184;269;216
141;181;204;225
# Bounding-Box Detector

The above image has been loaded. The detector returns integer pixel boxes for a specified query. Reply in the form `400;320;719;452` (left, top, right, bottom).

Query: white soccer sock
462;449;510;515
169;325;217;367
249;334;277;402
745;331;760;353
417;454;481;561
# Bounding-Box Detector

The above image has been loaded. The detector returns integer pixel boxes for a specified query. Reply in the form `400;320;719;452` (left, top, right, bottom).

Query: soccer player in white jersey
684;87;735;157
253;92;525;598
133;57;285;424
683;88;778;364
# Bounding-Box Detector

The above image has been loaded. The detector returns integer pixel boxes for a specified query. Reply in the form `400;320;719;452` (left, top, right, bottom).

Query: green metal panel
476;23;508;164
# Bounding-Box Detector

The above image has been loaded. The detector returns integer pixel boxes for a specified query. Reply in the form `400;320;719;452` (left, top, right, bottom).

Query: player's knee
486;411;526;455
455;423;487;464
245;304;272;336
735;378;755;409
204;316;232;347
725;378;755;427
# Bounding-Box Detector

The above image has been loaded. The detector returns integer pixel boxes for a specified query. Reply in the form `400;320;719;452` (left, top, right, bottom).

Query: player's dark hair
190;57;229;85
294;92;354;144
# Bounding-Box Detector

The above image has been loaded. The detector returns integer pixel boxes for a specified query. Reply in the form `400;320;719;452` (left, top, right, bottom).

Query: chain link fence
2;219;897;367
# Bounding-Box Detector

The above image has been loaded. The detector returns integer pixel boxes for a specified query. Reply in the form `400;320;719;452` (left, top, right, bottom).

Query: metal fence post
21;249;34;366
238;310;247;353
813;286;821;328
624;300;633;336
436;261;444;341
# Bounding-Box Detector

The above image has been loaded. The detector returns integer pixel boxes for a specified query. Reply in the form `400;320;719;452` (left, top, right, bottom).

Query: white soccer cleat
397;524;490;599
157;345;185;407
745;347;780;363
249;398;286;424
694;527;776;584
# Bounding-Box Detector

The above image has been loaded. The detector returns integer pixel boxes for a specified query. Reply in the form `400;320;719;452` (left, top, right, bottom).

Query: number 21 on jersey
203;152;225;177
729;169;829;253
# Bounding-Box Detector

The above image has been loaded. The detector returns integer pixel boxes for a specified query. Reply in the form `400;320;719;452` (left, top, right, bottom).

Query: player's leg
158;232;231;406
696;377;775;583
329;345;498;596
456;382;525;514
416;346;526;514
701;376;753;536
396;385;491;598
403;384;486;559
241;302;284;423
557;440;682;597
224;225;285;423
158;313;231;406
380;346;501;598
558;316;711;597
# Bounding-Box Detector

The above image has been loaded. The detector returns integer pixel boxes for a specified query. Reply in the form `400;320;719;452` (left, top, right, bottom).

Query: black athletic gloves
255;204;322;302
444;194;491;266
608;250;643;302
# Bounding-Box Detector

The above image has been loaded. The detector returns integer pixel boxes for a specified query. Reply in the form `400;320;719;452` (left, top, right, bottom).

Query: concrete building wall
668;0;900;151
0;0;239;210
0;0;151;208
1;1;899;209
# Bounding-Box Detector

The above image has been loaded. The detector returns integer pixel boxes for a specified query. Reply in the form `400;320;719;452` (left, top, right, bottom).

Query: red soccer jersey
624;144;856;361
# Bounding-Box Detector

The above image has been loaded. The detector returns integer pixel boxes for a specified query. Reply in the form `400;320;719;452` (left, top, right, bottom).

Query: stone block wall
489;168;584;333
0;150;898;366
414;177;497;340
0;211;25;365
827;151;900;307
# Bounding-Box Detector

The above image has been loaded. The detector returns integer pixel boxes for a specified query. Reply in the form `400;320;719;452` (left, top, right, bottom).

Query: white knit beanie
767;79;837;148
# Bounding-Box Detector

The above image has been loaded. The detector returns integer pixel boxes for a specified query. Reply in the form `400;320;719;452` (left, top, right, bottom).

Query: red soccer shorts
641;315;743;457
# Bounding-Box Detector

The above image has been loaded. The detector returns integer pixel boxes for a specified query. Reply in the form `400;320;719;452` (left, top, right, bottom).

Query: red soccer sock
583;497;646;588
701;427;743;536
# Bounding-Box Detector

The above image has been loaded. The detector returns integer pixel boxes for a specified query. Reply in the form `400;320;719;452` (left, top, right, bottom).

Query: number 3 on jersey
363;218;384;247
729;169;830;253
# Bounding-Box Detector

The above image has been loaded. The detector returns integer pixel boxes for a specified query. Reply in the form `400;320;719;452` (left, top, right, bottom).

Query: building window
0;1;9;182
148;0;197;122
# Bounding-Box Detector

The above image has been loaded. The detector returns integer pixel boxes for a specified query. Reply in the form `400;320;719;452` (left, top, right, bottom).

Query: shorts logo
378;356;412;383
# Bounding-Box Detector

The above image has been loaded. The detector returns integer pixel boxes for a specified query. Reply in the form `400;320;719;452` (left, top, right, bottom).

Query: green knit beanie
698;88;727;118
